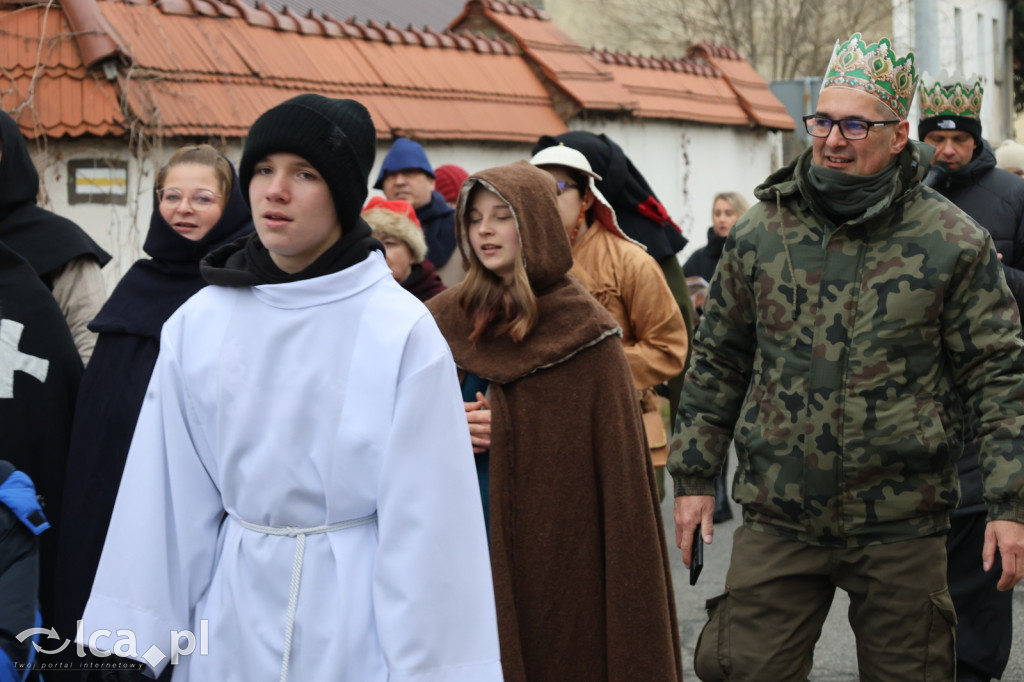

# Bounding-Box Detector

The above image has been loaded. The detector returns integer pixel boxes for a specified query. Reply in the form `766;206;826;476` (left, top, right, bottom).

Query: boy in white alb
81;95;502;682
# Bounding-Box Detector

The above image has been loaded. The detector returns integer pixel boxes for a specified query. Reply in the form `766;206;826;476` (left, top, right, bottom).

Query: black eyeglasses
555;180;580;196
802;115;900;140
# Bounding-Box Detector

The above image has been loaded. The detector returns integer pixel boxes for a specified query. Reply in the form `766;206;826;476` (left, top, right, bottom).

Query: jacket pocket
915;392;953;451
733;379;764;451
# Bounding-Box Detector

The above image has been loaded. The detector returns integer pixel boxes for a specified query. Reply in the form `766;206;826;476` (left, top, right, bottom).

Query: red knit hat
363;195;421;227
362;196;428;262
433;164;469;204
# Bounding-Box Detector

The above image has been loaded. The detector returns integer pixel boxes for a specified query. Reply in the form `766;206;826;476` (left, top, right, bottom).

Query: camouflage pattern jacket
669;142;1024;547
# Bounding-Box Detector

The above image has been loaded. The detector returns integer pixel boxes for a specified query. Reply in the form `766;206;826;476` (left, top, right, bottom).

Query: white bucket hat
529;143;636;243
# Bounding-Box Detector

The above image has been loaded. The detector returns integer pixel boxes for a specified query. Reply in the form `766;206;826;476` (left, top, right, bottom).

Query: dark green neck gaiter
806;160;899;226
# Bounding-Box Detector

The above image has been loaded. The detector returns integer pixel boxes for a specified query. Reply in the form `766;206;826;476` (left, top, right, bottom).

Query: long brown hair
456;183;539;342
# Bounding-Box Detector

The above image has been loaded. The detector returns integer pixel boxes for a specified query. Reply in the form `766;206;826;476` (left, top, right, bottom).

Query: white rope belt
233;512;378;682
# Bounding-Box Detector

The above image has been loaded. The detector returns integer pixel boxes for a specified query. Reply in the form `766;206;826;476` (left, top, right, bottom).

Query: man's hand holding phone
673;494;715;582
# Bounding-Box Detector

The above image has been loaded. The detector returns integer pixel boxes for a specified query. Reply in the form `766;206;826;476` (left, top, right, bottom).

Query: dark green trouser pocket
925;587;956;682
694;591;729;682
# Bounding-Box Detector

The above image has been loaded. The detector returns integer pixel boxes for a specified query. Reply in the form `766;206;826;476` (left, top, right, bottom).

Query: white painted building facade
28;117;783;292
892;0;1014;142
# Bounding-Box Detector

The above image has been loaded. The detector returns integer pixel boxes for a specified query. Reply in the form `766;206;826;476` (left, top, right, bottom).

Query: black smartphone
689;524;704;586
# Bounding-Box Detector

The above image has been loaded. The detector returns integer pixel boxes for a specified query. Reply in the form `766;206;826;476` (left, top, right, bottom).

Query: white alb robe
81;253;502;681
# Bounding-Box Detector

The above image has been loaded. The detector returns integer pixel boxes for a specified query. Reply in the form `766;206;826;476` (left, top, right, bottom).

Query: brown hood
428;161;621;384
454;160;573;294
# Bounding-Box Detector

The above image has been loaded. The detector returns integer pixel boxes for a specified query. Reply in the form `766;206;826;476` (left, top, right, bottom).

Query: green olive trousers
695;526;956;681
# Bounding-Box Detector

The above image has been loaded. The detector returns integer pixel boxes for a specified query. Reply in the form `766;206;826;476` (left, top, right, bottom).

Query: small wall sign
67;159;128;205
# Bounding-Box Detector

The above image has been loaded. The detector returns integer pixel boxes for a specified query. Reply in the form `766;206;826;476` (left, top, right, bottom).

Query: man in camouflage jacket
670;32;1024;681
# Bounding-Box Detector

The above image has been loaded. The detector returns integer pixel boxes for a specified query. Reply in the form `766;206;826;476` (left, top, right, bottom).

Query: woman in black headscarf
53;145;252;668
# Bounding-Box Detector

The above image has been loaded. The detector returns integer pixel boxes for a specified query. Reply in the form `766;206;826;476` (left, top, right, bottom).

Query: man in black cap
918;73;1024;682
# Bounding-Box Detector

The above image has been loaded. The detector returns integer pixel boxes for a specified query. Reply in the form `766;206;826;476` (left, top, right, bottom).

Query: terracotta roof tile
592;50;751;125
0;0;567;141
688;42;796;131
472;2;635;112
459;0;794;130
0;0;792;142
61;0;126;66
0;4;125;137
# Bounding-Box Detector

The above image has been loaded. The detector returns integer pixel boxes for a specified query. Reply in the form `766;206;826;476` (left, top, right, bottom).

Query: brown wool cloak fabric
427;161;683;682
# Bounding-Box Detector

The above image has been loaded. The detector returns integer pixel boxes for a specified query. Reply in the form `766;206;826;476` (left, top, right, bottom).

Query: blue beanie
373;138;434;189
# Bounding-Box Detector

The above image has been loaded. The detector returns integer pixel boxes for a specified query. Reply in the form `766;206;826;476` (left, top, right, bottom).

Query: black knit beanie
918;115;982;149
240;94;376;232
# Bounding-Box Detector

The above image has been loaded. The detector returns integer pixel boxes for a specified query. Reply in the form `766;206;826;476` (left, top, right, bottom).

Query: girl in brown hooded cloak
427;161;683;682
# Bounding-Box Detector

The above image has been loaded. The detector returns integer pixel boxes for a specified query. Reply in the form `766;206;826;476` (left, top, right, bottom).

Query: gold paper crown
820;33;918;119
919;73;983;120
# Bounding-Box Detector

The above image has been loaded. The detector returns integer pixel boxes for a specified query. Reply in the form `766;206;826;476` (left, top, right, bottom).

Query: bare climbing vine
2;2;177;281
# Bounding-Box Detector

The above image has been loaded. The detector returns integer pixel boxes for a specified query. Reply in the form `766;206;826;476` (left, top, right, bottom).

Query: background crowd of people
2;28;1024;682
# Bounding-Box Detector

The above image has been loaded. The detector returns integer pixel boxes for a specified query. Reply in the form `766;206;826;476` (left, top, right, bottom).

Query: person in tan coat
427;161;683;682
530;144;687;390
531;144;687;489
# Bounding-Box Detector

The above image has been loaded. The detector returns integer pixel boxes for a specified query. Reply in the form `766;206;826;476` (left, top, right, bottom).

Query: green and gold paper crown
820;33;918;119
919;73;983;120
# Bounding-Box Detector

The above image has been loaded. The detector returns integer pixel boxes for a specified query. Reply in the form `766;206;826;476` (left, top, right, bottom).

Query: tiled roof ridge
591;48;720;78
84;0;518;54
481;0;549;21
689;41;744;61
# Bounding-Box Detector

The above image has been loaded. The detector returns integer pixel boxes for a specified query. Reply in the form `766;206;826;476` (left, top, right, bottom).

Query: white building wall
580;119;783;263
893;0;1012;143
28;121;781;295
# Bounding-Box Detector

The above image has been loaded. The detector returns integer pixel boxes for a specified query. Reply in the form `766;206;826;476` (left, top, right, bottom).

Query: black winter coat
0;243;81;626
934;139;1024;514
682;228;728;283
0;461;48;673
415;191;456;267
935;140;1024;307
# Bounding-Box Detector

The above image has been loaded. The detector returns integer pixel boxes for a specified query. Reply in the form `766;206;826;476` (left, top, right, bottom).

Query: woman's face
467;188;520;284
540;165;590;238
712;198;738;238
158;164;225;241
